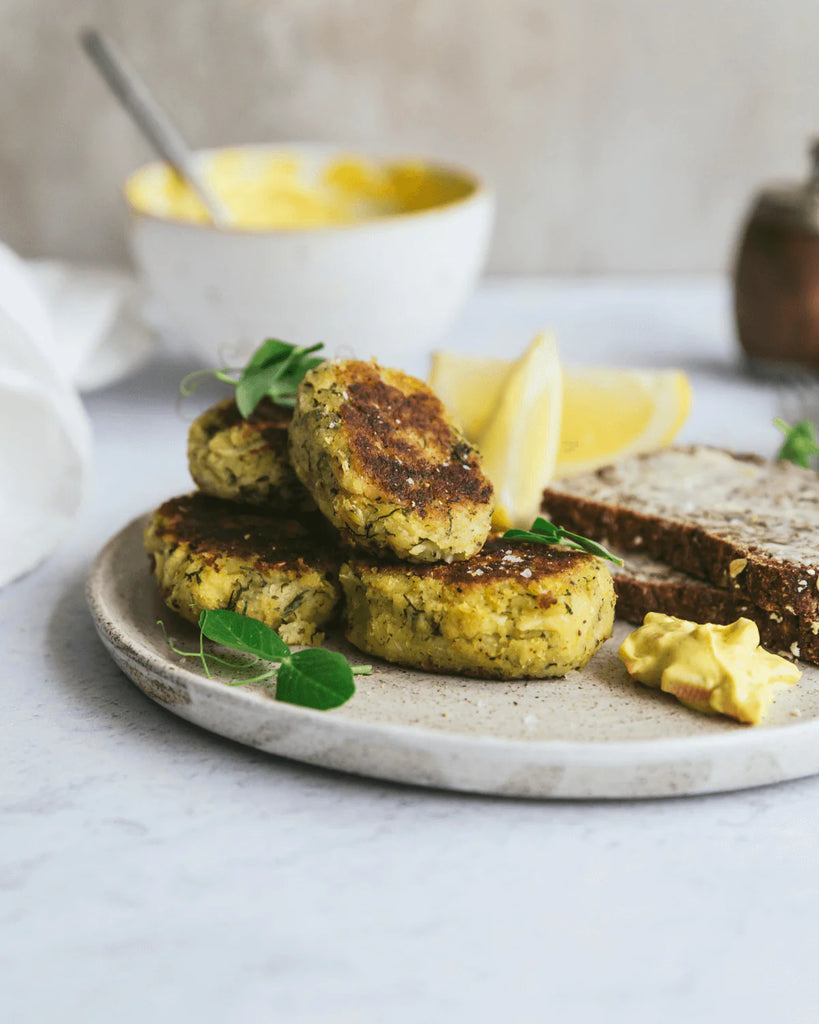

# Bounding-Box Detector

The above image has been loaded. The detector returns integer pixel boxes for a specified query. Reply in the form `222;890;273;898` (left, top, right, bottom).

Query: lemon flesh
558;368;692;476
438;334;562;530
429;348;692;525
429;352;510;438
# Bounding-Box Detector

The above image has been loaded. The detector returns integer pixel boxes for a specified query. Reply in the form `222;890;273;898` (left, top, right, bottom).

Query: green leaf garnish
180;338;325;417
775;418;819;469
235;341;324;416
199;608;290;660
503;516;624;565
276;648;356;711
160;608;368;711
243;338;295;374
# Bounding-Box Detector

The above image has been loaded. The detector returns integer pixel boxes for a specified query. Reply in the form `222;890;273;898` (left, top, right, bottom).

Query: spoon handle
80;28;231;227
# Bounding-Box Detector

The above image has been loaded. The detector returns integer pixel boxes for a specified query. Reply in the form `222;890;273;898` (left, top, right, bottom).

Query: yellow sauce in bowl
125;149;476;229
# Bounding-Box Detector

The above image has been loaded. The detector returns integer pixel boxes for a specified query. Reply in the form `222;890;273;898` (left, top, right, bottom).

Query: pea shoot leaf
235;340;325;416
180;338;325;417
234;368;280;418
503;516;623;565
199;608;291;660
276;648;357;711
775;418;819;469
161;609;365;710
244;338;295;374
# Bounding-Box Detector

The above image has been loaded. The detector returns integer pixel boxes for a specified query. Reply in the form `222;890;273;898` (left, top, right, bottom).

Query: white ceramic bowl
125;143;494;367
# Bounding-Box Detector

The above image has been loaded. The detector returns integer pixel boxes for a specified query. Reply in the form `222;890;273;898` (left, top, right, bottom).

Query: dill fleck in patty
340;538;615;679
144;492;341;646
188;397;313;510
288;360;494;562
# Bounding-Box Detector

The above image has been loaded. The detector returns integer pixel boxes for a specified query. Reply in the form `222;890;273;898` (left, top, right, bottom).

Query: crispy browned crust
193;397;293;463
542;446;819;620
611;557;818;664
289;360;494;562
188;397;313;510
342;535;590;591
210;396;291;435
148;492;339;575
337;361;493;512
341;535;614;679
145;492;343;645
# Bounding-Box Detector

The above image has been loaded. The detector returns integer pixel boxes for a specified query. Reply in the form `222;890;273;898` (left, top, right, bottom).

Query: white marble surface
4;275;819;1022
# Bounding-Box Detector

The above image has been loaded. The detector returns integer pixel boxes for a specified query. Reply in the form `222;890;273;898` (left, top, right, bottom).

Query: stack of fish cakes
145;396;339;646
146;359;616;678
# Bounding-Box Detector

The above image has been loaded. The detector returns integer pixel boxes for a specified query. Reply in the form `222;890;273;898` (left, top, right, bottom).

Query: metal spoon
80;27;232;227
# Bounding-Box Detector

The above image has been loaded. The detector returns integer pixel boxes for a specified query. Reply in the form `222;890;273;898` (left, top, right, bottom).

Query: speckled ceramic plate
87;516;819;799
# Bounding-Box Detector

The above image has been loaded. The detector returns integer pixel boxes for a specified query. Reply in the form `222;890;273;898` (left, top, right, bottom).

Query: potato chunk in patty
288;360;494;562
144;492;341;646
340;538;615;679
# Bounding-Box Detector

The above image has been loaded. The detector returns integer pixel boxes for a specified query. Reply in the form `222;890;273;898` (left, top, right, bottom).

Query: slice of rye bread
611;552;818;664
541;445;819;626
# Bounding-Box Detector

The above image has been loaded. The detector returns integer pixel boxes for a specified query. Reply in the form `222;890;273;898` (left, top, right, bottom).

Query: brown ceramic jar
734;142;819;373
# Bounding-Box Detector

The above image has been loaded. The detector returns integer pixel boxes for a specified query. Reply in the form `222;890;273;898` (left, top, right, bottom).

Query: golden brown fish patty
144;492;341;646
340;537;616;679
288;360;494;562
188;397;313;510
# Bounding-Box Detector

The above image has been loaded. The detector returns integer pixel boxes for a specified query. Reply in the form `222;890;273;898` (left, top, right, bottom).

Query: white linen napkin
0;241;158;585
0;242;93;585
0;245;158;585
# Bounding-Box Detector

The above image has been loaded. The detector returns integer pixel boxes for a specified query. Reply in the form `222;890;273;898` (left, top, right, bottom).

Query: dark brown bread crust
542;446;819;622
611;557;818;664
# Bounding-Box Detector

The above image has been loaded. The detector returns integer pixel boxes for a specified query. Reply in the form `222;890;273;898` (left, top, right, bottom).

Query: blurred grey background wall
2;0;818;273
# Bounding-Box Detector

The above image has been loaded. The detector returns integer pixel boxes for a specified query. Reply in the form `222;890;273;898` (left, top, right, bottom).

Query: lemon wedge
429;350;511;438
429;345;692;526
557;367;692;476
471;333;563;530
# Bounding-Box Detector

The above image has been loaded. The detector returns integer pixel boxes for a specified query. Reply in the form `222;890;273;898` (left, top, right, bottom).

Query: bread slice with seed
611;552;817;663
542;446;819;625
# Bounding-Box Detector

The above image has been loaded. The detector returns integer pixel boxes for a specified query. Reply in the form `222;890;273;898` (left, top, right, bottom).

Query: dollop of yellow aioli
125;149;474;229
619;612;801;725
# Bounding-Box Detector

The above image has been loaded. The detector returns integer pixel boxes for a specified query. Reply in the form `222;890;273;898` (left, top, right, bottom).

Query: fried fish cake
188;397;312;511
288;360;494;562
144;492;341;646
340;538;615;679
